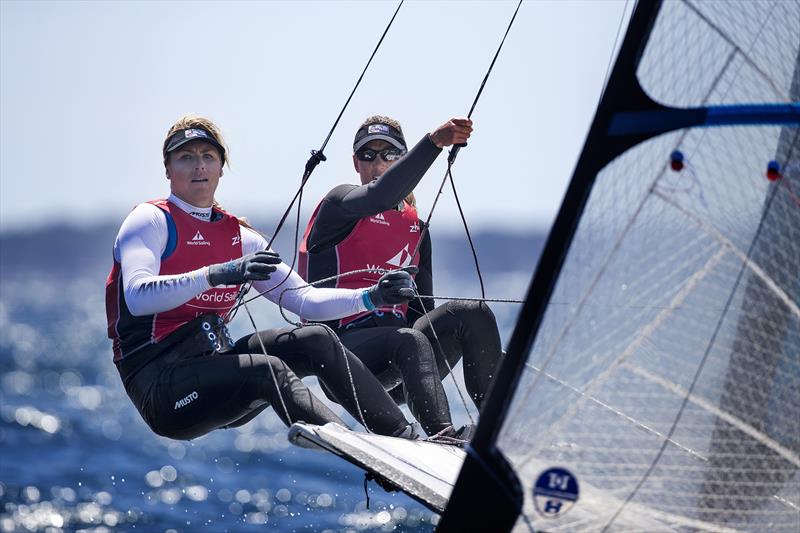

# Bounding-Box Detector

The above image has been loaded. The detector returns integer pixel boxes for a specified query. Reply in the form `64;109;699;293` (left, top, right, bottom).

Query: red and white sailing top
105;198;242;360
300;200;422;328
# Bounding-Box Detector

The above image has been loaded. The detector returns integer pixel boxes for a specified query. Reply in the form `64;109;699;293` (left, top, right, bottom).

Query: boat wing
288;422;465;513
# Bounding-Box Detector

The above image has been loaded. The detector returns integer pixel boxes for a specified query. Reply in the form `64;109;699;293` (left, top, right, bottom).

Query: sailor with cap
106;114;424;441
299;115;504;443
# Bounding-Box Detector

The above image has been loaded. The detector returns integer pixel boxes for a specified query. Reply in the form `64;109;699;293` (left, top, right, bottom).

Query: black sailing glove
366;267;418;308
207;251;282;286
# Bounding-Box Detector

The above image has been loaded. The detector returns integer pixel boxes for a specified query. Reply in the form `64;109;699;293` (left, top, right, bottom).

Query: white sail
495;1;800;531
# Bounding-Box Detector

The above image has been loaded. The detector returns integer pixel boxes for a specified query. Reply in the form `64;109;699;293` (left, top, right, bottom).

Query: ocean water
0;223;542;533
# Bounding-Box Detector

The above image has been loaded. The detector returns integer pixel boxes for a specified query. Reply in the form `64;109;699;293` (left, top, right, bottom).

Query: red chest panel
152;200;243;338
300;201;421;327
105;199;243;360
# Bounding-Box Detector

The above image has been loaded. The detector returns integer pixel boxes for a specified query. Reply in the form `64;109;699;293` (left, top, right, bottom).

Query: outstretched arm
338;118;474;217
307;118;473;251
117;204;212;316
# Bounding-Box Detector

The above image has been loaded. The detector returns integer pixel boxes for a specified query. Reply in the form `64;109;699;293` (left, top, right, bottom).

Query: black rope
225;0;405;321
413;0;524;300
448;170;485;297
447;0;524;165
267;0;405;250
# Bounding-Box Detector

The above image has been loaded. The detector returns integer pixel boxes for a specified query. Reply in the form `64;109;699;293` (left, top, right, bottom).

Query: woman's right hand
428;118;473;149
366;267;418;307
207;250;282;286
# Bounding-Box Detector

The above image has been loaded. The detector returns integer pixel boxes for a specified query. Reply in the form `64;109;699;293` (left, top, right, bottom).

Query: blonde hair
163;114;261;233
162;114;229;168
357;115;416;208
358;114;403;134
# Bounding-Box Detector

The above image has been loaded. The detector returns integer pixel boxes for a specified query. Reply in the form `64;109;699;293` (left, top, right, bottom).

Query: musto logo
174;391;198;410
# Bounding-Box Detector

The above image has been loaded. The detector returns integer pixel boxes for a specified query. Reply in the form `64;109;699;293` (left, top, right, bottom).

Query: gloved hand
366;267;418;308
207;250;281;286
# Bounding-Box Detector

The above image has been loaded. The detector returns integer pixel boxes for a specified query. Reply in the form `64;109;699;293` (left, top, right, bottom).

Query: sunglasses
355;148;406;162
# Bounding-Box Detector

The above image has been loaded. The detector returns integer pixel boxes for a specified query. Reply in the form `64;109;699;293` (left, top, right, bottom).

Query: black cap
353;122;406;152
164;128;226;164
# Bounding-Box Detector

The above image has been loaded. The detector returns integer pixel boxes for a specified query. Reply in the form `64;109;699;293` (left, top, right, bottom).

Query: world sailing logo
187;230;210;246
369;212;390;226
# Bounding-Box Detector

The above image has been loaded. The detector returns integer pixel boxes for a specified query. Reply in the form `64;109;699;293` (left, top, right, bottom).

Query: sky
0;0;631;234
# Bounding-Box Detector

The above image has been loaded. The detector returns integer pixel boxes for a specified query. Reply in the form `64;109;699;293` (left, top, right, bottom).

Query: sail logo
533;467;579;519
174;391;199;410
369;212;390;226
386;245;413;268
187;230;211;246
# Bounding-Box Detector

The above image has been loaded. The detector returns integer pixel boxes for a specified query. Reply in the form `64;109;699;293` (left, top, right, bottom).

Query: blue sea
0;222;543;532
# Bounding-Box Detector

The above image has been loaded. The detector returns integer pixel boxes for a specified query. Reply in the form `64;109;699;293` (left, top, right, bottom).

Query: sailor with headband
105;114;423;441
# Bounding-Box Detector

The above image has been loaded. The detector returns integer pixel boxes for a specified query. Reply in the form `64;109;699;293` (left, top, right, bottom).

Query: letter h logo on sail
533;467;580;519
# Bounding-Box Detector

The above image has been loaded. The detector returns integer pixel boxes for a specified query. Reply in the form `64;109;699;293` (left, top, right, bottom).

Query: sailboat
292;1;800;531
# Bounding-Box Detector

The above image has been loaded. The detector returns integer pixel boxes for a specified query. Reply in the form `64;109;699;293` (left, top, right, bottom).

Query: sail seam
682;0;785;101
655;190;800;319
525;364;708;462
624;362;800;468
601;158;789;531
517;245;727;466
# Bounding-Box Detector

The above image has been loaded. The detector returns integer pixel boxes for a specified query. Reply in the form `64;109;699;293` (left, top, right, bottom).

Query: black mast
437;2;664;530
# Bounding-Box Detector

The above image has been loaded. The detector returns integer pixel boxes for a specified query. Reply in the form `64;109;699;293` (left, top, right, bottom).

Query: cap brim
166;136;224;154
353;134;406;152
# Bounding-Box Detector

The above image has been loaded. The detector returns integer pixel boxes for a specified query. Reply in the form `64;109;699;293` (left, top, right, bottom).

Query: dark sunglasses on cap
355;147;406;162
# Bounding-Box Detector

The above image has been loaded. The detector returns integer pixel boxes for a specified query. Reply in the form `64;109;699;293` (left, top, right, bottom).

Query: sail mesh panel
498;1;799;531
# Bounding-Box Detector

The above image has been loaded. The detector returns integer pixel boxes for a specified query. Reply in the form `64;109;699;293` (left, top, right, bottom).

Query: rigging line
447;170;485;297
517;245;728;466
234;273;526;308
601;171;786;532
624;362;800;468
275;283;372;433
655;190;800;319
241;300;293;425
407;1;525;367
274;267;476;425
465;0;523;120
420;295;524;304
598;0;630;102
523;364;709;462
412;0;523;255
268;0;405;248
414;293;476;426
224;0;404;322
682;0;786;101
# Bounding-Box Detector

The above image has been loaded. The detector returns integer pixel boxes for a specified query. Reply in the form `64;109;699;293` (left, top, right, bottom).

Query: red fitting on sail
669;150;684;171
766;160;782;182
